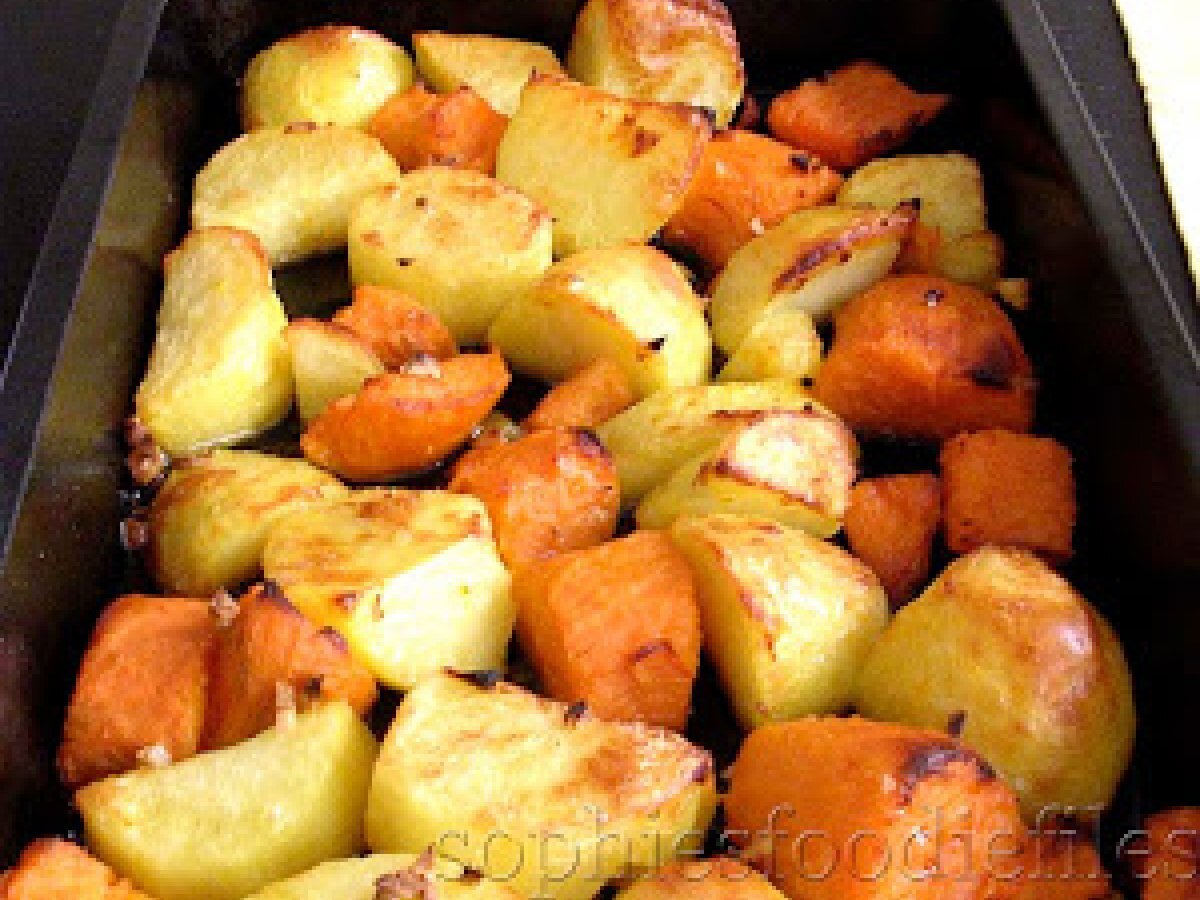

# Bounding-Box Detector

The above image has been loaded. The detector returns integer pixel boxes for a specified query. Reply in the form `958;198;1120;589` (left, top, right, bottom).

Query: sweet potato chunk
301;352;510;482
524;358;637;432
449;426;620;570
664;129;843;269
513;530;701;730
941;429;1076;563
0;838;153;900
1134;808;1200;900
616;857;787;900
368;84;508;175
812;275;1035;440
333;285;457;369
58;596;216;788
767;61;948;170
203;584;377;751
844;473;941;606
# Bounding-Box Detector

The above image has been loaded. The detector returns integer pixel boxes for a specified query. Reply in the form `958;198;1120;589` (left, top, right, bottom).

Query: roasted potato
412;32;566;116
77;702;377;900
241;26;414;130
192;125;400;266
615;858;789;900
487;243;711;398
567;0;745;127
855;547;1136;821
365;674;717;900
495;74;712;256
146;449;346;596
0;838;154;900
244;853;523;900
348;169;553;344
367;84;508;174
134;228;292;456
332;285;458;368
284;320;385;423
670;514;888;727
261;489;513;690
524;358;637;431
716;308;823;382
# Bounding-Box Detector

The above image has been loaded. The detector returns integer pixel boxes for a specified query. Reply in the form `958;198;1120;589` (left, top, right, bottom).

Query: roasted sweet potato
0;838;153;900
368;84;508;174
301;351;510;482
941;429;1076;563
616;857;788;900
332;285;457;369
663;129;843;268
1009;824;1112;899
524;358;637;432
58;596;216;788
767;61;948;171
812;275;1035;440
203;584;377;751
1134;808;1200;900
449;426;620;570
844;473;941;606
513;530;701;730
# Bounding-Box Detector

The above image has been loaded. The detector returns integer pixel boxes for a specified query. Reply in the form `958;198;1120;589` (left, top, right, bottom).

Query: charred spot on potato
445;668;504;690
395;257;414;267
564;701;590;724
361;230;385;248
947;710;967;737
646;335;668;353
632;639;671;663
924;287;945;306
789;151;813;171
283;121;320;134
899;741;995;805
967;338;1018;389
632;127;662;157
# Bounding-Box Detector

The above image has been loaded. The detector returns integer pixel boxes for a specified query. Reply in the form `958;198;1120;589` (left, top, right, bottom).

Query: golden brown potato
716;308;823;382
284;320;385;423
412;32;566;116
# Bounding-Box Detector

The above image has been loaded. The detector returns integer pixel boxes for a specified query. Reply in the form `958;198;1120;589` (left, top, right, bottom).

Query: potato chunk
262;490;513;689
412;32;566;116
192;125;400;266
0;838;153;900
244;853;523;900
134;228;291;456
567;0;745;127
146;449;346;596
77;702;378;900
670;514;887;728
496;74;711;256
365;674;716;900
349;169;552;344
488;244;711;399
241;26;414;130
284;320;385;423
716;308;823;382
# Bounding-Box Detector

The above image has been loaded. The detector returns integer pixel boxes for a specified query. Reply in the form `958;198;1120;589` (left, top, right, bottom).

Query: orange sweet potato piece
1134;808;1200;900
663;129;844;268
767;61;949;171
1007;824;1112;899
844;473;941;606
203;584;377;751
368;84;508;175
0;839;152;900
449;426;620;570
524;358;637;432
812;274;1035;440
333;285;457;368
941;429;1075;563
513;530;701;730
57;595;216;789
301;351;510;482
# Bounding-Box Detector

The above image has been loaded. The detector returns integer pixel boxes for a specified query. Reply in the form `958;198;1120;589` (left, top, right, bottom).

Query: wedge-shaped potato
708;203;917;353
262;490;513;689
135;228;291;456
366;674;717;900
496;74;712;256
716;308;822;382
926;227;1004;288
670;514;888;728
349;169;553;344
147;449;346;596
637;410;857;537
413;32;566;117
488;244;710;398
567;0;745;127
242;26;414;130
244;853;523;900
77;702;377;900
285;320;385;422
192;125;400;266
594;381;820;504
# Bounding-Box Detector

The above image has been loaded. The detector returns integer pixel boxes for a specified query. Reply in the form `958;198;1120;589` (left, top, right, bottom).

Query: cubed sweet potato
301;351;510;482
58;596;217;788
513;530;701;729
844;473;941;606
812;275;1036;440
1134;808;1200;900
523;358;637;432
767;61;949;170
0;838;152;900
368;84;508;175
449;426;620;570
941;429;1075;563
663;129;843;269
332;285;457;369
203;584;377;751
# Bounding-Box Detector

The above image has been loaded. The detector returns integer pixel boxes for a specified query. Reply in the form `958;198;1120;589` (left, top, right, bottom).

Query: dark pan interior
1;0;1197;889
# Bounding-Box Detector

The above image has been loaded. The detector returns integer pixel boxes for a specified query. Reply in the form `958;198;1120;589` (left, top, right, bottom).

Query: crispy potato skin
58;596;216;789
0;838;153;900
813;275;1035;440
333;286;458;369
615;858;788;900
368;85;508;174
525;358;637;431
412;32;566;117
1135;808;1200;900
513;530;701;729
844;473;941;606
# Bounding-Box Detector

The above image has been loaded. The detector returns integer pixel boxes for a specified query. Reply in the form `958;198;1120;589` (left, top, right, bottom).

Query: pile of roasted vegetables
5;2;1197;899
